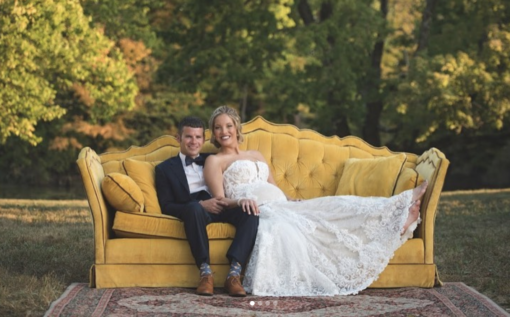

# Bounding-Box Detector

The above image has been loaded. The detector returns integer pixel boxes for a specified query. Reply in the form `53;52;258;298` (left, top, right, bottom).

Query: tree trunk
297;0;314;25
416;0;437;53
332;115;351;137
298;1;351;136
240;84;248;122
401;0;437;146
362;0;387;146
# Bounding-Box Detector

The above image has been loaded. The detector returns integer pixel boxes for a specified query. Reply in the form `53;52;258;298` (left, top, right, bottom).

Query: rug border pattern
45;282;510;317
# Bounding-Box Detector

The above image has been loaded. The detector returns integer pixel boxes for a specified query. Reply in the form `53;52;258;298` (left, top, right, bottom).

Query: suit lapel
169;156;191;195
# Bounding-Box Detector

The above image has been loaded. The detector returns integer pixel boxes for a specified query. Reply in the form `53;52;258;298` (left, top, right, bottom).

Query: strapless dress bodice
223;160;287;205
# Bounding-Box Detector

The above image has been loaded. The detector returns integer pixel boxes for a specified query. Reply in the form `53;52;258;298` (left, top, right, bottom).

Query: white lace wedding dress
223;160;420;296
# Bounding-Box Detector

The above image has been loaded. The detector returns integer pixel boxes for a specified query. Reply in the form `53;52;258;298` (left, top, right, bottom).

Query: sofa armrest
76;147;112;264
415;148;450;264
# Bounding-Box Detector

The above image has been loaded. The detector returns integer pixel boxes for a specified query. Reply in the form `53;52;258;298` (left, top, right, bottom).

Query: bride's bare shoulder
205;154;224;168
206;153;236;172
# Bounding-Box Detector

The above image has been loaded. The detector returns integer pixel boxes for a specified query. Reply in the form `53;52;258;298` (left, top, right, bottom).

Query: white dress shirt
179;152;209;194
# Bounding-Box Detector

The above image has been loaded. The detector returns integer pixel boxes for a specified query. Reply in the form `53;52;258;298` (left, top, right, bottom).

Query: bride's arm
203;156;259;214
203;155;229;201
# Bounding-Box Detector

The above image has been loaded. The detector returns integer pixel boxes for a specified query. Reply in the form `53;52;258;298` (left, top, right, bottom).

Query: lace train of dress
223;160;420;296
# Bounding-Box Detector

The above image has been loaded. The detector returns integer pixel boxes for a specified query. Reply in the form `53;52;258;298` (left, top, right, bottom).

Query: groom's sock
227;261;242;278
200;262;212;277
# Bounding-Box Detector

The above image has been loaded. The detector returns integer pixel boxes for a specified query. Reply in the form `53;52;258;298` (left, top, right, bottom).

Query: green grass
0;190;509;316
0;199;92;317
434;189;510;310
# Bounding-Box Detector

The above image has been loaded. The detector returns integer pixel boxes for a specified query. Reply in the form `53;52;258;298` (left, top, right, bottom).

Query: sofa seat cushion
336;154;407;197
112;211;237;239
105;238;233;264
103;236;423;265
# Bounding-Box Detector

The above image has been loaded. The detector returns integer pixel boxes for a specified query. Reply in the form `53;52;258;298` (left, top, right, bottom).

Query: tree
0;0;138;146
382;0;510;188
2;0;510;189
386;0;510;149
252;0;385;137
153;0;289;122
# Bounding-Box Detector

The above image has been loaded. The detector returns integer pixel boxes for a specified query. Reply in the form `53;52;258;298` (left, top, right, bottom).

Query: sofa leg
89;264;97;288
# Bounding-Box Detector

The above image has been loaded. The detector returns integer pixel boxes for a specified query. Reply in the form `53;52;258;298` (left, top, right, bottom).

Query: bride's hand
237;198;260;216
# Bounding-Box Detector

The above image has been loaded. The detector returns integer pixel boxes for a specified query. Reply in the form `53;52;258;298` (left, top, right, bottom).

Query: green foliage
123;89;210;146
80;0;164;50
389;52;510;144
385;0;510;151
0;0;138;145
1;0;510;189
282;0;384;135
155;0;288;118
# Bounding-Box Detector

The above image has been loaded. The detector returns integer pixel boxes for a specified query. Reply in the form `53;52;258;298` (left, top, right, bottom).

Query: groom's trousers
174;190;259;268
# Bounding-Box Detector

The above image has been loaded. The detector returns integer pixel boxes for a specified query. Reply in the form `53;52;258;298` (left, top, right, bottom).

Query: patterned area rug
45;282;509;317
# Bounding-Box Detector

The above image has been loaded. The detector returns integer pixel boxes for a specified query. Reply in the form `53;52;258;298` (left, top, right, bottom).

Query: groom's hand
199;198;228;214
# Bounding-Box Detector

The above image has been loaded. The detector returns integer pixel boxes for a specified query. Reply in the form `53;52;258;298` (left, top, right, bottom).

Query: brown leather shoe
196;274;214;296
224;275;246;297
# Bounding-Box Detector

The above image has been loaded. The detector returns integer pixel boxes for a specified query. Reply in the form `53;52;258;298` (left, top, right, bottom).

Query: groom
155;116;259;297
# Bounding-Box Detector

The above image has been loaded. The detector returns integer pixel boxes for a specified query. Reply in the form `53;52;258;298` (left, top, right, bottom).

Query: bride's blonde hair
209;105;244;148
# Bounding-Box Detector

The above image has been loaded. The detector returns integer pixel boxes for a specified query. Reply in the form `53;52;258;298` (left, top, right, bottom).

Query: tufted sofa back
97;116;420;200
239;128;417;199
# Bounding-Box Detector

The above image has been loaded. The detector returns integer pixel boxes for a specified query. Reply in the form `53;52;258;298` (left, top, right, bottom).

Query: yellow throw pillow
335;154;407;197
393;167;425;195
123;159;162;214
101;173;145;213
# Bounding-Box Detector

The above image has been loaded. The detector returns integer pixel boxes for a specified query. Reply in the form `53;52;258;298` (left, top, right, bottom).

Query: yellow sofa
77;116;449;289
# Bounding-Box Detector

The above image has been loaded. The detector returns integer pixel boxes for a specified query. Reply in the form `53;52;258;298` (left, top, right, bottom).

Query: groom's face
178;126;204;158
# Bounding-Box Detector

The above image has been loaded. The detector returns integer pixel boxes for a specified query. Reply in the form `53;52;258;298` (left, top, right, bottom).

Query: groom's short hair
177;116;206;137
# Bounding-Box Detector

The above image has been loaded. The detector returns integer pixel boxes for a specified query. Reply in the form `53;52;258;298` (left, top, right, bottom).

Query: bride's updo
209;105;244;148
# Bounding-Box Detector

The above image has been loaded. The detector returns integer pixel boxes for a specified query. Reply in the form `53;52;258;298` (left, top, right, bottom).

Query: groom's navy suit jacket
155;154;212;217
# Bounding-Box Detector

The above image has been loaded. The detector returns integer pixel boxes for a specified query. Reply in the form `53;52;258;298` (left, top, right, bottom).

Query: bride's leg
402;200;421;234
402;181;428;234
412;180;428;203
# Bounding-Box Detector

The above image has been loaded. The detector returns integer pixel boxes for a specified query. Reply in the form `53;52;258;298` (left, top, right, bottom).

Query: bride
203;106;427;296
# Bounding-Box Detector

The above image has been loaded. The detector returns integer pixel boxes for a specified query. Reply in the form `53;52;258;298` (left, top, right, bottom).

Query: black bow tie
185;155;205;166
